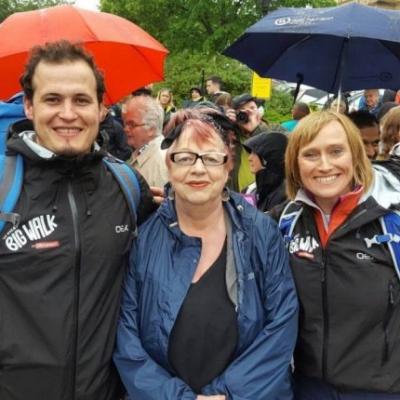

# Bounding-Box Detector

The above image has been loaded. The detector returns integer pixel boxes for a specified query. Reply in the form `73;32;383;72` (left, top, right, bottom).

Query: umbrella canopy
224;2;400;94
0;5;168;104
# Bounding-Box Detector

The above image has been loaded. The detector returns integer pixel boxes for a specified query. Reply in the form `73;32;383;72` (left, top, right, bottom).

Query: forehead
302;120;348;148
173;125;225;150
33;60;97;97
240;100;257;109
360;125;380;140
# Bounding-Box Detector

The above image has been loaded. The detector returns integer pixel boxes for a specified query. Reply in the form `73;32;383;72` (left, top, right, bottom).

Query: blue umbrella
224;2;400;94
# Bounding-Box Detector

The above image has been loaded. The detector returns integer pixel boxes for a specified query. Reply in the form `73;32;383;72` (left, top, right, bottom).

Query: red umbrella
0;5;168;104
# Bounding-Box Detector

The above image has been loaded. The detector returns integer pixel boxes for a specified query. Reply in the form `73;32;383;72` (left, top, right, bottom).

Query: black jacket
0;126;156;400
270;162;400;393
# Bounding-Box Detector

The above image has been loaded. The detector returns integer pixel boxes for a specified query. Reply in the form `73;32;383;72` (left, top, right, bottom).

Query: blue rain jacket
114;192;298;400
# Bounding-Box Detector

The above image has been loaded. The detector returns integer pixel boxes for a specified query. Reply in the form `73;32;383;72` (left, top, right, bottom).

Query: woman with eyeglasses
114;108;298;400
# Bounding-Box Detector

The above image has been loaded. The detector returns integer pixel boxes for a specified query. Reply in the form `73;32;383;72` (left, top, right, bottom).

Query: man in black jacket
0;41;155;400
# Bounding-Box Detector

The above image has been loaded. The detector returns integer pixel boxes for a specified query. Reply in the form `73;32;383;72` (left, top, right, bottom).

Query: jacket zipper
67;181;81;400
382;281;395;364
321;251;329;380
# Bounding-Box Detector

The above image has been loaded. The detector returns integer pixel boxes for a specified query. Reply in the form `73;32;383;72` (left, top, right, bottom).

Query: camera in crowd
236;110;249;124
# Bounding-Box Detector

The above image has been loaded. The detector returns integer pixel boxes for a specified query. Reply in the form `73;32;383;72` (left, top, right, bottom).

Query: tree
100;0;263;54
100;0;336;119
0;0;69;23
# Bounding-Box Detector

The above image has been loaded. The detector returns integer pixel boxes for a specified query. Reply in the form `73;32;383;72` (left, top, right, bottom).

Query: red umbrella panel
0;5;169;104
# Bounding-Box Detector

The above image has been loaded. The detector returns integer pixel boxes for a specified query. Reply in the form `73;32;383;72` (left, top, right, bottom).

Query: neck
315;198;337;215
175;198;225;235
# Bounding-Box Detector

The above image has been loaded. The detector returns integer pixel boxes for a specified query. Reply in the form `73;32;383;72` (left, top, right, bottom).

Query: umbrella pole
335;38;349;113
293;73;304;105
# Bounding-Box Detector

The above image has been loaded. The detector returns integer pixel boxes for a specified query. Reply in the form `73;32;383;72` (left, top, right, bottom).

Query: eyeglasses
170;151;228;166
125;121;146;130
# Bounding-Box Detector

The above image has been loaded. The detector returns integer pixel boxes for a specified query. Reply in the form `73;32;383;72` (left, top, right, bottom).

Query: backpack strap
381;211;400;282
102;156;140;233
0;154;24;234
278;201;303;244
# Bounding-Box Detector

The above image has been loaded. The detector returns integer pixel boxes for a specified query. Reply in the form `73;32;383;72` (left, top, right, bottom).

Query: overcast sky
74;0;100;11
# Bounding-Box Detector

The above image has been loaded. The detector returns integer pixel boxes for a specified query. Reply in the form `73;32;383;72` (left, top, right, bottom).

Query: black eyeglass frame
169;151;228;166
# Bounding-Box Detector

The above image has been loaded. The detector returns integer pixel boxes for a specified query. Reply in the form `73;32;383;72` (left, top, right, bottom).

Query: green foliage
0;0;69;22
265;88;293;123
100;0;336;119
267;0;336;11
153;51;252;107
101;0;261;54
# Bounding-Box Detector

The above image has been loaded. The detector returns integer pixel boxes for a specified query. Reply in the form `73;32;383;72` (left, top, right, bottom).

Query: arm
113;246;197;400
202;216;298;400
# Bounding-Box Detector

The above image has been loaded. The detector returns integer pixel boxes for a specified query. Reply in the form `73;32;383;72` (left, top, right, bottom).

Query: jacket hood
364;162;400;209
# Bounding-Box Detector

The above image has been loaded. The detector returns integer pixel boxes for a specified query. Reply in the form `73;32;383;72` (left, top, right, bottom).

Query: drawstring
80;182;92;217
51;179;93;218
52;183;61;213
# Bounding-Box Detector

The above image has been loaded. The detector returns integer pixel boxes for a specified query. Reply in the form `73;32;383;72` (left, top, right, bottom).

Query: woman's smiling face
298;120;354;213
167;125;230;208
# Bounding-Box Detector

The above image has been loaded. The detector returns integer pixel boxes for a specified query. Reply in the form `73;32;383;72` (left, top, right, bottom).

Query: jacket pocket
382;277;400;364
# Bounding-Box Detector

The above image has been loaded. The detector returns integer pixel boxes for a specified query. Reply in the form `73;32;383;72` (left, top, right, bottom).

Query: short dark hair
206;76;223;86
20;40;105;103
293;102;310;119
348;110;378;129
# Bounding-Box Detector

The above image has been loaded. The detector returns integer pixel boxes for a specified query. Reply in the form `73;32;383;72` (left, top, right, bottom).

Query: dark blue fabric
295;375;400;400
224;3;400;93
114;192;298;400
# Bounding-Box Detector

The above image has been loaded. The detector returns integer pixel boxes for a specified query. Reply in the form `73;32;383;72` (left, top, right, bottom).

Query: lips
54;127;82;137
315;175;339;184
187;181;209;188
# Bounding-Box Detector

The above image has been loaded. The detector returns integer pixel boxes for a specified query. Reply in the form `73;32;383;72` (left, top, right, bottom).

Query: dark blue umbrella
224;2;400;94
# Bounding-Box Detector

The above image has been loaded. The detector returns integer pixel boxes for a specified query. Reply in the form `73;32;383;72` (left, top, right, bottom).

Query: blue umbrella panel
224;2;400;94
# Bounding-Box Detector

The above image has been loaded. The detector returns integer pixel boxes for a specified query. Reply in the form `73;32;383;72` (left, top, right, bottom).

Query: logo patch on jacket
288;233;319;259
3;215;58;252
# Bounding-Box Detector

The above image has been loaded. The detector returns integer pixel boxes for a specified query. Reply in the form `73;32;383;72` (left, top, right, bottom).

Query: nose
318;153;333;170
366;144;376;159
191;157;207;173
59;101;77;120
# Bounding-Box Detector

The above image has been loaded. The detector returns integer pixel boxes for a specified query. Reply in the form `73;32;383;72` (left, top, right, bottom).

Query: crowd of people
1;38;400;400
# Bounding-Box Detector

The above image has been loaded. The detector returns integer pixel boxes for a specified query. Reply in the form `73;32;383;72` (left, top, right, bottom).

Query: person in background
99;109;132;160
183;87;204;108
114;108;298;400
327;96;349;115
205;75;228;103
156;87;177;127
214;92;232;113
1;40;155;400
122;95;168;187
132;84;153;97
281;102;310;132
380;106;400;159
358;88;382;117
271;110;400;400
348;110;380;160
377;102;398;122
226;93;268;192
243;132;288;211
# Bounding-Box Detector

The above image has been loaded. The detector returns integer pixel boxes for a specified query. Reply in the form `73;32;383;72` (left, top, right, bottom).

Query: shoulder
228;191;279;238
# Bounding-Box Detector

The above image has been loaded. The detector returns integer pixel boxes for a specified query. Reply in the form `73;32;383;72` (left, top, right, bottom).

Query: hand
150;186;164;205
196;396;226;400
225;108;236;122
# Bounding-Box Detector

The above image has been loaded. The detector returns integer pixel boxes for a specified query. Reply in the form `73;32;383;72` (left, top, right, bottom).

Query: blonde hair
156;88;175;112
380;106;400;159
285;110;373;199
